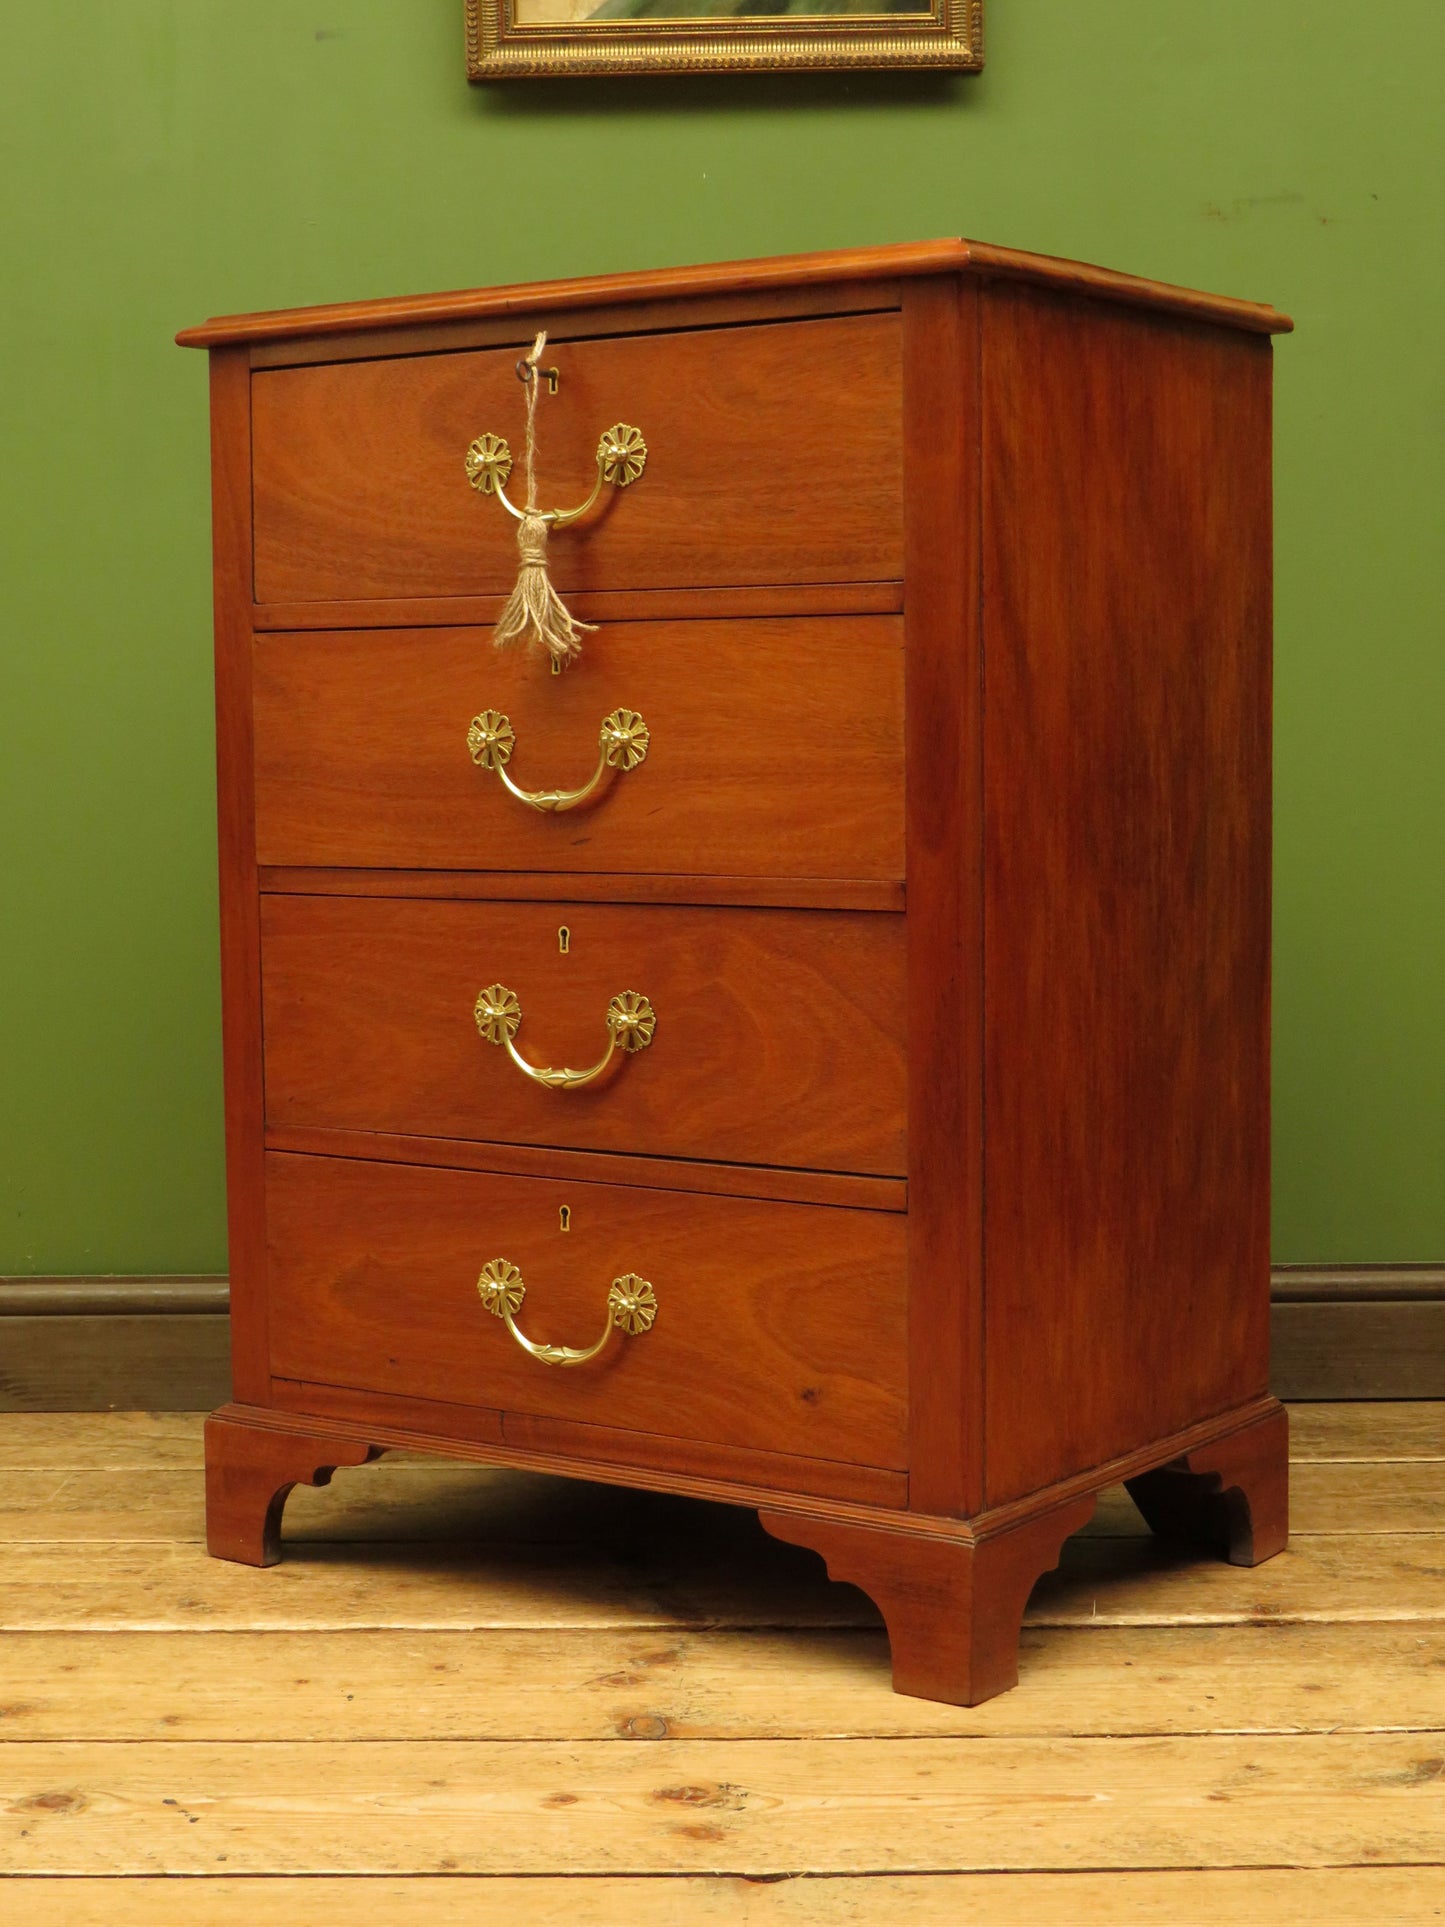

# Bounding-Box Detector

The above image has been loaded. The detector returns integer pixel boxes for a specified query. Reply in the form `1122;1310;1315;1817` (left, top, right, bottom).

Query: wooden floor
0;1405;1441;1922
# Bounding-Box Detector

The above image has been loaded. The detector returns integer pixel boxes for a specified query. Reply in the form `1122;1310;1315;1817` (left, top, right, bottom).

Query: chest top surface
178;237;1291;351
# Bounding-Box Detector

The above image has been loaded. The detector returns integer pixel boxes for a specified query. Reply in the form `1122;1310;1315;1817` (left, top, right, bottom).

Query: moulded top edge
175;239;1292;351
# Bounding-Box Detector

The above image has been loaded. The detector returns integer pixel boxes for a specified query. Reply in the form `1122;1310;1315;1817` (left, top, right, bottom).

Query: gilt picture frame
466;0;983;80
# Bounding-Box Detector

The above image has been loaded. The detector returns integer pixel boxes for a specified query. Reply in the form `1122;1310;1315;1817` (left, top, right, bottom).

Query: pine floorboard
2;1456;1439;1540
0;1403;1439;1919
4;1869;1444;1926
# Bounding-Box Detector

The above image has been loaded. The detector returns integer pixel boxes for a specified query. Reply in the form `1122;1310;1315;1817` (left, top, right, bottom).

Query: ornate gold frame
466;0;983;80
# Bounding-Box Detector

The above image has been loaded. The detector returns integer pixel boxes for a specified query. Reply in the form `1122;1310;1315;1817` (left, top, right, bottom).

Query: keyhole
559;1205;571;1233
558;926;570;954
516;361;560;396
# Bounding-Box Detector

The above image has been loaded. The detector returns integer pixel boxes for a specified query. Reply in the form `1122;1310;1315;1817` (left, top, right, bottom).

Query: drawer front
262;897;907;1177
266;1153;908;1469
251;315;902;603
253;615;904;879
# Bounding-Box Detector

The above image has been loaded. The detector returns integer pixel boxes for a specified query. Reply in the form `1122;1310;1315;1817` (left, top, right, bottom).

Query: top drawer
251;313;903;605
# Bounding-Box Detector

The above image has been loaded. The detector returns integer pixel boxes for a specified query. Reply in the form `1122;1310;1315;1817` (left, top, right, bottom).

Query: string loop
492;332;596;667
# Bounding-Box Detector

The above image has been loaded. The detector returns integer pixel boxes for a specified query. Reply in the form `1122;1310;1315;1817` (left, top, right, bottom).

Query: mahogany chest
181;241;1291;1705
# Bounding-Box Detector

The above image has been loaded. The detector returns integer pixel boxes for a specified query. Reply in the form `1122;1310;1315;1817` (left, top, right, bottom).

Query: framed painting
466;0;983;79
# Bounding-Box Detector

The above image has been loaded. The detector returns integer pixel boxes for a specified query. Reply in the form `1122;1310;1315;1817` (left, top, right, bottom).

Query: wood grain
1;1871;1435;1927
1126;1401;1288;1566
0;1403;1425;1474
265;1152;908;1471
250;315;903;602
260;896;905;1177
1290;1402;1445;1460
0;1535;878;1633
762;1495;1096;1706
494;1407;906;1508
270;1382;905;1509
901;274;984;1517
257;869;906;913
175;237;1290;350
0;1278;227;1315
0;1413;212;1469
8;1297;1424;1416
208;346;269;1405
2;1623;1438;1741
966;239;1292;335
177;245;933;348
0;1314;230;1413
203;1412;380;1567
1272;1299;1445;1399
981;286;1276;1503
251;579;904;629
0;1458;879;1546
3;1529;1440;1635
1108;1457;1434;1534
197;250;1296;1712
1032;1529;1445;1625
4;1458;1439;1544
242;277;904;369
1;1735;1438;1874
252;616;904;878
1275;1264;1445;1302
0;1406;1433;1910
262;1128;907;1214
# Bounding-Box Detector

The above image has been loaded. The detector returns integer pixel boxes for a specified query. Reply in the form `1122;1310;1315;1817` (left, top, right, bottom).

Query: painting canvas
467;0;982;78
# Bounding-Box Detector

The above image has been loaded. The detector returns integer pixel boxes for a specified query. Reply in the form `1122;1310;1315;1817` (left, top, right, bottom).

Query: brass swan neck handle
474;984;656;1091
465;422;647;530
477;1260;657;1367
467;707;649;813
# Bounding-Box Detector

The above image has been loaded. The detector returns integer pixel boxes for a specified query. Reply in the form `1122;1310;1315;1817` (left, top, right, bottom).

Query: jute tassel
493;331;596;667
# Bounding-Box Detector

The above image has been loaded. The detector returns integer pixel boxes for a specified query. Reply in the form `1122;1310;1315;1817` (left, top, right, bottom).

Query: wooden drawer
252;615;904;879
261;896;907;1177
266;1152;908;1469
251;314;903;604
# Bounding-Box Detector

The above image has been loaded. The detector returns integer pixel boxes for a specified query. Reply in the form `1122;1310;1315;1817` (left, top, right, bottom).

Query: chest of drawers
181;241;1292;1705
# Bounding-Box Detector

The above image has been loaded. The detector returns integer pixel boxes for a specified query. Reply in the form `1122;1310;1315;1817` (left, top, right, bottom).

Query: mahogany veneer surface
980;291;1275;1503
260;895;907;1176
185;240;1291;1707
251;315;904;603
252;617;904;878
265;1152;909;1468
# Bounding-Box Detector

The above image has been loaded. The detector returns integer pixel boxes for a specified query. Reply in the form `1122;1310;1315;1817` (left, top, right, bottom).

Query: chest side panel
981;286;1274;1505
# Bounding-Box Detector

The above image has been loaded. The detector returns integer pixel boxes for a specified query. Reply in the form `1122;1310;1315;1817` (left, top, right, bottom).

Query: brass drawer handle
477;1260;657;1367
474;983;656;1091
465;422;648;530
467;706;649;813
464;347;647;669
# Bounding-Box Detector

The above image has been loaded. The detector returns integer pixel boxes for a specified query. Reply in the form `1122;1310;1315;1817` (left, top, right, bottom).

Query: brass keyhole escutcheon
559;1205;571;1233
558;926;571;955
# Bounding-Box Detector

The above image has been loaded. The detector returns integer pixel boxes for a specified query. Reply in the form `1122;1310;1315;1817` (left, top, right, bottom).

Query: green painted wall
2;3;1441;1271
